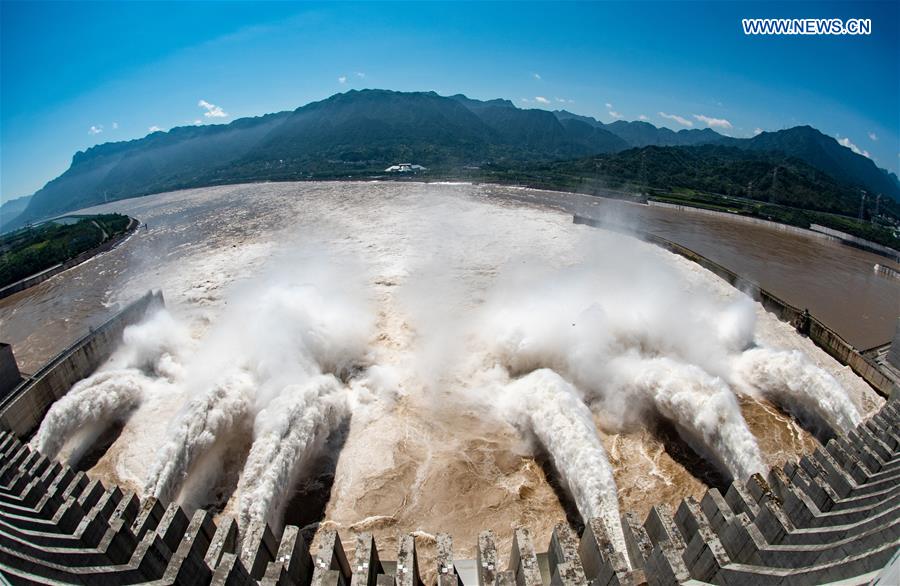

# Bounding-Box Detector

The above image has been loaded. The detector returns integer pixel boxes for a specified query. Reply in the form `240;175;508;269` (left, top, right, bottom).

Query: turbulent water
10;181;883;564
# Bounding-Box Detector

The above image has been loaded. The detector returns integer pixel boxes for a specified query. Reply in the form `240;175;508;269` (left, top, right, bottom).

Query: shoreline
0;216;140;301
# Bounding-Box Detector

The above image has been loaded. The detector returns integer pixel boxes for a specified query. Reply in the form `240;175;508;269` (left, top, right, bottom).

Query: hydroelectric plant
0;182;897;585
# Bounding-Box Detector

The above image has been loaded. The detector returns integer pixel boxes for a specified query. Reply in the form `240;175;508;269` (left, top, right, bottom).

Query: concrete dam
0;386;898;584
0;183;897;585
0;289;897;584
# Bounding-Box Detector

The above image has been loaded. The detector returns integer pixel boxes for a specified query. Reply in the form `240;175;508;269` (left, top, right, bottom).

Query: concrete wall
573;214;898;399
0;217;139;300
0;345;21;401
0;290;164;438
810;224;900;262
1;395;898;584
647;200;900;263
887;319;900;370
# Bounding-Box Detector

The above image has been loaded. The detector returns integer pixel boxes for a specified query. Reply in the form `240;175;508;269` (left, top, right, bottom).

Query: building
384;163;427;173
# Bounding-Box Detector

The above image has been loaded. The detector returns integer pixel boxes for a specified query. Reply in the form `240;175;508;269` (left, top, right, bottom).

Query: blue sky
1;1;897;203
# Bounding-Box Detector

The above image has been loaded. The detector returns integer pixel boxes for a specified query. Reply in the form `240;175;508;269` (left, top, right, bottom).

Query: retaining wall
0;290;164;438
573;214;898;399
810;224;900;263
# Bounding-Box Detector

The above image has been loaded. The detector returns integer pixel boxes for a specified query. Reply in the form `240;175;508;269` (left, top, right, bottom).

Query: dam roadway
483;185;900;351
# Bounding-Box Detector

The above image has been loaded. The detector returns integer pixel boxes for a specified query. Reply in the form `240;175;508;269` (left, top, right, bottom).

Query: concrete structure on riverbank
0;345;21;401
0;290;164;438
0;398;896;584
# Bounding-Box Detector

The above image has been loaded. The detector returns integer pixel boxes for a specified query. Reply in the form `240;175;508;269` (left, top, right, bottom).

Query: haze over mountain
4;89;898;231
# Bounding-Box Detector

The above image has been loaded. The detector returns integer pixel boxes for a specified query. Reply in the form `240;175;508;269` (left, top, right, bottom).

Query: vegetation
465;146;900;250
9;90;898;233
0;214;131;288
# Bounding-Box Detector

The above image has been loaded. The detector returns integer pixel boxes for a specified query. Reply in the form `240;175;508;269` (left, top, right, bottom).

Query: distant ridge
5;89;898;230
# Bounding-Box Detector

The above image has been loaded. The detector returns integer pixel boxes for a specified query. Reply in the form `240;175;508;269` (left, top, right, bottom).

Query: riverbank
0;216;139;300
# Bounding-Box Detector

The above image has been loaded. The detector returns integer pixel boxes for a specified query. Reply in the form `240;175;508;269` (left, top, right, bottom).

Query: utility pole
873;194;881;225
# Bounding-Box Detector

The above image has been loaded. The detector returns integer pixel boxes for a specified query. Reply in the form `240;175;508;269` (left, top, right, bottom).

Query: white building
384;163;427;173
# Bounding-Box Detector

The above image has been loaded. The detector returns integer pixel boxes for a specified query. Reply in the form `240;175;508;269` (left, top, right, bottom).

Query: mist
28;187;867;551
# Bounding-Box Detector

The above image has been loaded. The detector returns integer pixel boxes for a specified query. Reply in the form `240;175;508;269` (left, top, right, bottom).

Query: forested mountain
537;144;897;218
4;89;898;231
554;112;900;202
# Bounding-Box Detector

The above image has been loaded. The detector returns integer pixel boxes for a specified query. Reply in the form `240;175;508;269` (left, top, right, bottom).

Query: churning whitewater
25;181;879;560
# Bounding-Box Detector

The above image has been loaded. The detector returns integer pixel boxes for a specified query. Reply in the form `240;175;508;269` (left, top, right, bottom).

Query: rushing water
0;181;887;563
490;187;899;350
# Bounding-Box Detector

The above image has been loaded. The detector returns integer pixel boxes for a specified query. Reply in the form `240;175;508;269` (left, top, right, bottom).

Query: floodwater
0;181;888;564
487;187;899;350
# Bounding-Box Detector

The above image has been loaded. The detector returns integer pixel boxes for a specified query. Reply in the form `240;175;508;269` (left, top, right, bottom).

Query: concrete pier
0;395;897;584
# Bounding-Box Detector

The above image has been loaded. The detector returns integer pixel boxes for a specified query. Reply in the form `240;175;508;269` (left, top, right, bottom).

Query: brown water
486;187;899;350
0;181;887;565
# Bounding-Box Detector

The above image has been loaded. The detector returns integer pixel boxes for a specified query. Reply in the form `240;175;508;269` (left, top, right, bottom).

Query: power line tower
858;190;867;221
639;149;647;197
873;194;881;225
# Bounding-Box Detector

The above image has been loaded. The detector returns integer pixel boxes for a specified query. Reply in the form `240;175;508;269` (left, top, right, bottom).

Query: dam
0;181;897;584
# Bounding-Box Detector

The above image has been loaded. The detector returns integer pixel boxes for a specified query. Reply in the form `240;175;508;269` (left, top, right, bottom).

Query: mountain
554;111;725;147
6;89;899;230
541;144;883;216
552;112;900;204
7;90;636;229
0;196;32;227
451;95;628;155
735;126;900;203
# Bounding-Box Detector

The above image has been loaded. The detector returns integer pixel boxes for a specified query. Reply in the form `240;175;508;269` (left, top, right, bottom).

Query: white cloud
753;128;763;136
355;72;366;78
194;119;203;125
638;114;649;121
111;122;119;130
534;96;550;104
148;125;162;132
608;110;623;119
693;113;732;129
868;131;878;142
533;72;541;80
198;99;228;118
88;125;103;135
605;102;613;109
658;112;693;127
555;97;574;104
520;98;530;103
338;76;347;84
837;136;870;158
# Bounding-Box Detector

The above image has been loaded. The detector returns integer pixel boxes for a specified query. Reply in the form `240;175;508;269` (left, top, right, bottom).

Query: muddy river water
0;181;892;564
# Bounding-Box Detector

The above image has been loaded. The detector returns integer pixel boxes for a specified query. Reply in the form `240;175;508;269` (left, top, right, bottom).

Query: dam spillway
0;398;898;584
0;182;896;584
